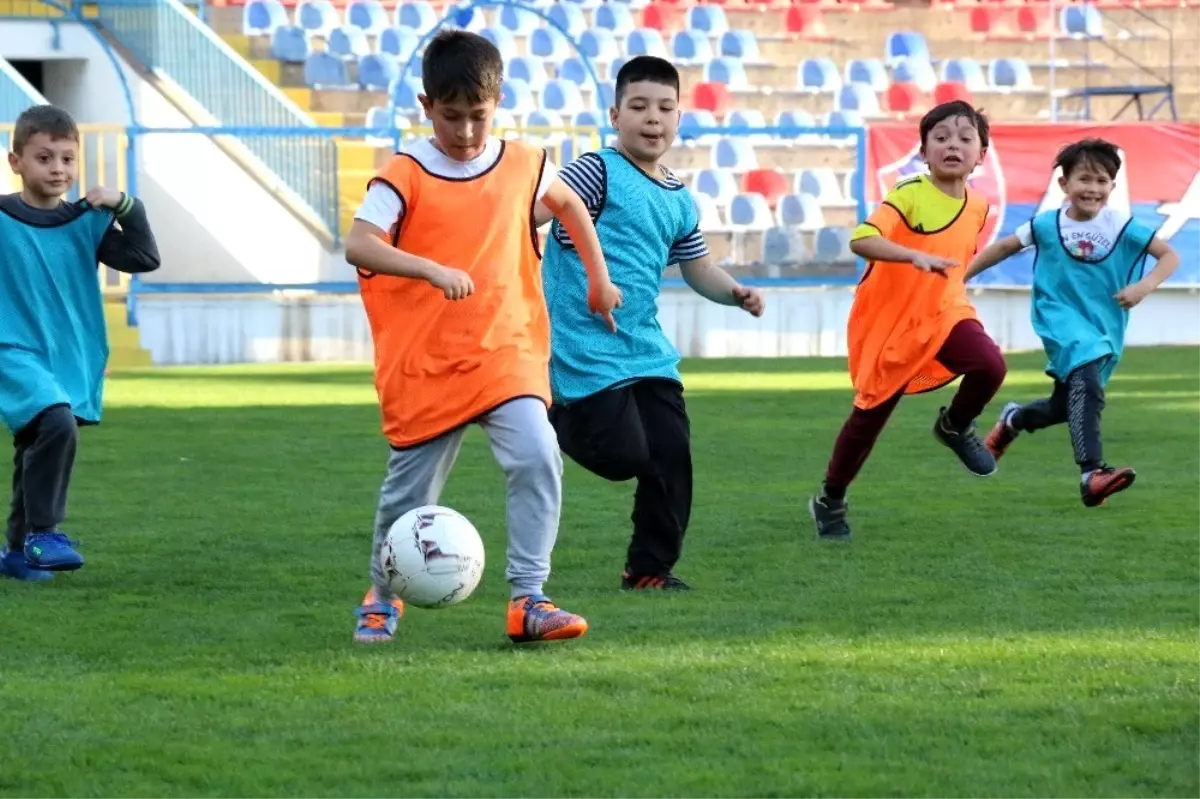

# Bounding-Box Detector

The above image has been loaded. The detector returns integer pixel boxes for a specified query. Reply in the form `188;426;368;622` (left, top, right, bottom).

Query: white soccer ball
380;505;485;609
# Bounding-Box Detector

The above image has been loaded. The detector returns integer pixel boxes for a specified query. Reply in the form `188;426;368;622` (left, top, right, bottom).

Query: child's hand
85;186;124;210
429;266;474;300
1115;281;1151;309
732;284;765;317
588;279;623;332
912;253;956;274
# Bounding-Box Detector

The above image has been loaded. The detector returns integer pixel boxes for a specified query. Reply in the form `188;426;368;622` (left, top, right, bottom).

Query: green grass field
1;348;1196;798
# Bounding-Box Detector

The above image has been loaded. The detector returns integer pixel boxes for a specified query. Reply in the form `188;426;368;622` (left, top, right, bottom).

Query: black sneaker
808;495;851;540
620;570;692;590
932;407;997;477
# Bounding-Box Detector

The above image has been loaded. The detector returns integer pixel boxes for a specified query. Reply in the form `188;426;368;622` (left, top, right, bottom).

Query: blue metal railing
92;0;338;236
0;58;48;122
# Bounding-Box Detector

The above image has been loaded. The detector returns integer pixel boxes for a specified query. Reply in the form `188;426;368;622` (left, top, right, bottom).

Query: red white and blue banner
867;122;1200;285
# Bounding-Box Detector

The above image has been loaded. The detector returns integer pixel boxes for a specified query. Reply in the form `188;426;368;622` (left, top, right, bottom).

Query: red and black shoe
1081;465;1136;507
620;570;692;591
985;402;1022;461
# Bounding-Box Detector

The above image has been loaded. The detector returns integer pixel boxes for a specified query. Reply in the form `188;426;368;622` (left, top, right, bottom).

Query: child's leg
550;384;648;484
481;398;588;643
627;379;692;582
930;319;1007;475
984;380;1067;460
17;406;81;570
5;442;26;552
1062;360;1107;473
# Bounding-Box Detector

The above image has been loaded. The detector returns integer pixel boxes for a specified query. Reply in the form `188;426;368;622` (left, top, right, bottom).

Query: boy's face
921;115;984;181
610;80;680;166
419;95;497;163
8;132;78;204
1059;160;1113;217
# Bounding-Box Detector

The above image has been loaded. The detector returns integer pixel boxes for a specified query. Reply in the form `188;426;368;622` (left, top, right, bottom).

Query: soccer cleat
506;595;588;644
933;407;997;477
808;495;851;540
620;570;692;591
1081;465;1136;507
23;531;84;571
353;588;405;643
984;402;1022;461
0;548;54;582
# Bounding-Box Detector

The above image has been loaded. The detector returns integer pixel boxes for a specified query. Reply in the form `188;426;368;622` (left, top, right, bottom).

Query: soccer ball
380;505;485;609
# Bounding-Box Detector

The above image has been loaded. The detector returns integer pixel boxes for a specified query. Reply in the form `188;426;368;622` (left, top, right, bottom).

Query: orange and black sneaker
985;402;1022;460
620;570;692;591
1081;465;1136;507
506;595;588;644
353;587;405;643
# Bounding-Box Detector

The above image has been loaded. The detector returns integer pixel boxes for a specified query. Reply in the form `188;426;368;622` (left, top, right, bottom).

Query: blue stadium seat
837;84;880;116
940;58;987;91
814;226;853;264
1061;4;1103;36
378;27;419;60
775;109;816;138
672;31;713;63
530;28;569;59
329;26;370;58
776;192;824;231
687;4;728;35
270;25;309;63
303;52;349;87
892;56;937;93
827;110;864;129
719;30;759;61
396;0;437;32
798;58;840;92
542;79;585;114
680;110;719;142
885;31;929;66
845;58;888;92
559;56;590;85
729;193;772;229
500;78;536;114
297;0;338;36
762;227;808;266
598;81;616;108
548;2;587;37
446;5;486;31
626;28;667;58
989;57;1034;90
480;27;519;61
595;2;634;34
712;137;757;170
389;75;423;110
507;56;549;91
574;109;606;128
347;0;387;34
499;3;539;35
797;167;845;205
526;109;563;129
607;56;629;81
244;0;287;35
726;108;765;130
704;57;749;90
579;29;619;62
358;53;398;89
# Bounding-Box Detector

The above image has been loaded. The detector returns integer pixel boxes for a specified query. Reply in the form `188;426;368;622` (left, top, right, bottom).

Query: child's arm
88;188;161;274
679;254;764;317
1116;237;1181;309
965;234;1024;281
849;236;957;274
344;220;474;300
540;176;622;332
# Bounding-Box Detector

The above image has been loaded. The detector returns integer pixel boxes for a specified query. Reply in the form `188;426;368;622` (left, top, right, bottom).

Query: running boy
809;100;1007;540
0;104;161;581
968;138;1179;506
538;56;764;590
344;30;622;644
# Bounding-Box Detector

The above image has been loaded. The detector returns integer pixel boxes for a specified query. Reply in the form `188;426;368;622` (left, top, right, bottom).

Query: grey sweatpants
370;397;563;600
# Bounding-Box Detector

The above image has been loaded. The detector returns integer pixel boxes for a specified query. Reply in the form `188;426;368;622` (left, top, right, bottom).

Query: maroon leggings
824;319;1007;492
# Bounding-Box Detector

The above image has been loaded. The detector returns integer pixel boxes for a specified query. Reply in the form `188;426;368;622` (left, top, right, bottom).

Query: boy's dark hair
919;100;990;149
421;29;504;105
13;105;79;154
614;55;680;107
1054;138;1121;179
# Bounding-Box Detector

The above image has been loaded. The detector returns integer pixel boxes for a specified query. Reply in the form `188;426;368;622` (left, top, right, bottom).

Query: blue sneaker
23;531;84;571
353;588;404;643
0;548;54;582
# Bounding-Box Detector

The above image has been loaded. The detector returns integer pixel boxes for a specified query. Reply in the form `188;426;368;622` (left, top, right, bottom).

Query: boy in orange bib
344;30;622;644
808;101;1008;540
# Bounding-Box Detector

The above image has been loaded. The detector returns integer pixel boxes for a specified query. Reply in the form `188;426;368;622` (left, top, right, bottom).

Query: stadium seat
728;193;773;230
695;167;739;206
719;30;759;61
607;56;629;82
347;0;387;34
691;81;731;116
389;76;423;110
269;25;309;63
329;26;370;59
446;6;486;32
498;3;540;35
827;110;865;130
814;226;853;264
598;81;616;108
542;79;585;115
687;4;728;35
776;192;825;231
641;2;671;31
672;31;714;63
378;27;419;59
798;58;840;92
548;2;588;37
775;109;816;137
507;56;549;92
480;27;519;61
694;192;724;231
626;28;668;58
1017;6;1049;36
574;109;606;128
837;84;881;116
357;53;397;89
705;57;749;90
785;6;832;38
726;109;767;141
940;58;987;92
296;0;338;36
796;167;845;205
680;109;720;142
244;0;287;36
884;31;929;66
1061;4;1103;36
989;57;1034;90
712;137;758;170
762;226;808;266
845;58;888;92
969;7;996;36
559;56;589;86
526;109;564;129
303;52;350;88
579;29;620;62
396;0;437;32
529;29;570;60
886;81;925;114
933;81;974;106
892;57;937;93
501;78;536;114
595;2;635;34
743;169;789;208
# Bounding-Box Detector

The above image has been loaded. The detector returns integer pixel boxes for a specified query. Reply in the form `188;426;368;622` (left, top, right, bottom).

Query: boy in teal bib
0;106;160;580
967;138;1179;507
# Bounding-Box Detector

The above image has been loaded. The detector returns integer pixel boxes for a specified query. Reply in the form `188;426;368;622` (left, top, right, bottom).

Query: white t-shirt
1014;206;1137;262
354;137;558;232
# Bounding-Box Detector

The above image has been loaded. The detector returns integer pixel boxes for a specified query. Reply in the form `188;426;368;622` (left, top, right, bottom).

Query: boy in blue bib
0;106;161;580
538;56;764;590
967;138;1179;506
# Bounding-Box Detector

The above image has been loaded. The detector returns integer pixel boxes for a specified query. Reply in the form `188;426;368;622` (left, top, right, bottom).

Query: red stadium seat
692;81;731;116
933;81;974;106
742;169;790;208
784;6;833;38
1017;6;1049;35
969;7;996;34
886;82;925;114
